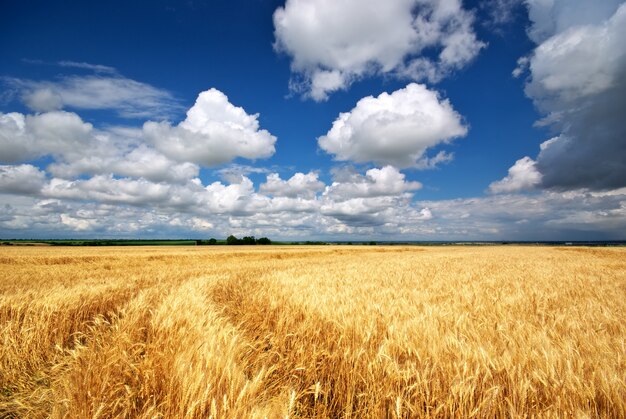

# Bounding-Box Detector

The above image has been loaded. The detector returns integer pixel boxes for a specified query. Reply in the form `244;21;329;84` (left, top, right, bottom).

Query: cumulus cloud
0;152;436;238
1;166;624;240
489;156;542;193
260;172;325;198
317;165;427;229
324;166;421;200
1;87;276;184
0;164;47;195
60;214;99;231
43;176;176;207
0;110;199;183
273;0;485;100
500;1;626;191
318;83;467;168
0;111;93;163
144;88;277;166
110;146;199;183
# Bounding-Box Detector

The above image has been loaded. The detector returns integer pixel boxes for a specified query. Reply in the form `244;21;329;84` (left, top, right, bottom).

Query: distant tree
241;236;256;245
226;235;240;245
369;241;377;246
257;237;272;245
208;238;217;245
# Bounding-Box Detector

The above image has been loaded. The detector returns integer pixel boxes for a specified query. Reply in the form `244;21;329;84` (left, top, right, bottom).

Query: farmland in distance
1;246;625;417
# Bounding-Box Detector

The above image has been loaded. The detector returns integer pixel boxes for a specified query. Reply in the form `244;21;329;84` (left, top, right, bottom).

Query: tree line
195;235;272;245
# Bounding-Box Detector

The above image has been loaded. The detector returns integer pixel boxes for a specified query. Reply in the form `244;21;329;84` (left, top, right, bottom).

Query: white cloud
0;164;47;195
60;214;98;231
0;111;93;163
190;217;214;231
418;188;626;240
57;61;117;74
318;83;467;168
273;0;484;100
0;110;199;183
5;74;181;119
0;113;31;162
414;150;454;169
110;146;199;183
512;55;529;78
526;4;626;106
45;143;199;184
1;168;625;240
216;164;272;184
318;165;427;228
480;0;523;27
23;88;63;111
260;172;324;198
144;88;277;167
324;166;421;200
320;194;426;228
201;177;258;214
43;175;177;206
489;156;542;193
1;88;277;182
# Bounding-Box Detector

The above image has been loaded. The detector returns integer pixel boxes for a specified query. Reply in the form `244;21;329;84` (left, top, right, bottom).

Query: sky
0;0;625;241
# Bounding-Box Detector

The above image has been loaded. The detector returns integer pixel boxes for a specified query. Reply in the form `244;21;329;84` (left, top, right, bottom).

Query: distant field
1;246;625;417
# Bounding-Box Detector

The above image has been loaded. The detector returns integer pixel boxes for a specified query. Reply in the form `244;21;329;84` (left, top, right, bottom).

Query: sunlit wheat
1;245;624;417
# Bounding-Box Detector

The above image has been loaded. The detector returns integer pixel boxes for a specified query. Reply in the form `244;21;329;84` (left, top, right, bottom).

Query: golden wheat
0;245;625;418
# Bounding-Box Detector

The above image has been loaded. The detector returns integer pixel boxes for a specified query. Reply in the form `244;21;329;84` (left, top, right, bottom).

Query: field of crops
1;246;625;417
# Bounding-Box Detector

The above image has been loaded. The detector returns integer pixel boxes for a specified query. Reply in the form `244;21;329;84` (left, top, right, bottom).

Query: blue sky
1;0;625;240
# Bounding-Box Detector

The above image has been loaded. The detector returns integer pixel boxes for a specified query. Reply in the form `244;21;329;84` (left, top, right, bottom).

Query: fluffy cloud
273;0;484;100
0;111;93;163
47;144;199;184
260;172;325;198
43;176;177;207
0;164;46;195
489;156;542;193
501;1;626;191
60;214;99;231
324;166;421;200
318;83;467;168
0;157;435;238
144;89;277;166
110;146;198;183
5;73;182;119
1;167;625;240
317;165;427;229
1;87;276;183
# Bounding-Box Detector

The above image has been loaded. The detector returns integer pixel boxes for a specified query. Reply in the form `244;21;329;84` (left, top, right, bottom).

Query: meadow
0;245;624;418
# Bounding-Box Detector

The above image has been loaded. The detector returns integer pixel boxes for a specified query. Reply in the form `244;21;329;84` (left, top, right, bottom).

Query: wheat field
0;245;625;418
